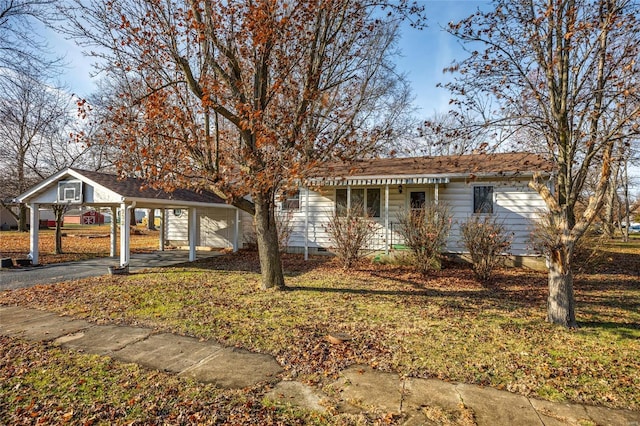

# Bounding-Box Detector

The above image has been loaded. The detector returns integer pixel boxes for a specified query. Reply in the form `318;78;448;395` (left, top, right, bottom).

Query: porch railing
366;221;406;251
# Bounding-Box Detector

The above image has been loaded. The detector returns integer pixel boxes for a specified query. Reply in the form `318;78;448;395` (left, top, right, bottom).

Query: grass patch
0;225;159;264
1;240;639;417
0;336;333;425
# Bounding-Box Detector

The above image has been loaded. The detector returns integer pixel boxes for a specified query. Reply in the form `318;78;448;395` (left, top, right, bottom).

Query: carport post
110;206;117;257
233;208;239;252
120;203;131;266
159;209;165;251
29;203;40;265
188;207;196;261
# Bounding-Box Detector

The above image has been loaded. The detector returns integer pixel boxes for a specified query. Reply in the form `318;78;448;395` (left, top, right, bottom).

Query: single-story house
16;152;552;267
1;201;23;230
164;152;552;264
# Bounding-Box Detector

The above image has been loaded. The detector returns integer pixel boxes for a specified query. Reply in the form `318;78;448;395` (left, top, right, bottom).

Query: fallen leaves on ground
1;245;639;415
0;226;159;265
0;336;341;425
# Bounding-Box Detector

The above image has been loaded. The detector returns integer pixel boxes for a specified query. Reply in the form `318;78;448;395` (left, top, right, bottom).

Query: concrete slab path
2;305;640;425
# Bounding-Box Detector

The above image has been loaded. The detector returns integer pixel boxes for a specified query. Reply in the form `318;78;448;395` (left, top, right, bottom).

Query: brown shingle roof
318;152;553;178
70;168;226;204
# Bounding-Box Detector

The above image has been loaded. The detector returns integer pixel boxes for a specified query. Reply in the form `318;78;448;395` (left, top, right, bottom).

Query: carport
15;168;240;267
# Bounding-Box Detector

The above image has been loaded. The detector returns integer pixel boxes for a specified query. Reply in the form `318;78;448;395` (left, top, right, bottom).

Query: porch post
110;206;117;257
233;208;239;252
384;184;389;255
304;187;309;261
29;203;40;265
120;203;130;266
159;209;166;251
188;207;197;261
347;186;351;210
435;183;439;205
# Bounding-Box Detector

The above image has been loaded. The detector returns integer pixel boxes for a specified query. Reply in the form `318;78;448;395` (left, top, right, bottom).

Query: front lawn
0;225;160;264
2;248;639;417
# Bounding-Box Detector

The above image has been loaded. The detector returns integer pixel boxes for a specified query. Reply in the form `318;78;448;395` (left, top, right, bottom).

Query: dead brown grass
0;225;159;264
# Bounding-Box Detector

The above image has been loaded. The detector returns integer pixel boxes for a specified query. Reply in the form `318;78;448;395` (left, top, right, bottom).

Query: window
335;188;381;217
282;190;300;210
367;188;381;218
473;186;494;214
336;189;348;217
410;191;426;210
351;189;365;214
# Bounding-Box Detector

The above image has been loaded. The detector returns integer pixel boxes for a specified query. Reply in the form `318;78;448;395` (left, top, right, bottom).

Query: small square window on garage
473;186;494;214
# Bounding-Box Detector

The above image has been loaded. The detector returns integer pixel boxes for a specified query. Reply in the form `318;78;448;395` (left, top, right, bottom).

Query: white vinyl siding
441;179;546;255
165;207;242;249
294;179;545;256
172;177;547;257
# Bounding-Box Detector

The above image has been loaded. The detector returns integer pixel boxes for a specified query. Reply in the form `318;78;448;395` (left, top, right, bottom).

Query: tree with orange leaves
60;0;423;289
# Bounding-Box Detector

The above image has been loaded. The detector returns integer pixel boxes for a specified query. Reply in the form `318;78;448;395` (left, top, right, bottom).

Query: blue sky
396;1;488;116
47;1;488;116
41;0;639;187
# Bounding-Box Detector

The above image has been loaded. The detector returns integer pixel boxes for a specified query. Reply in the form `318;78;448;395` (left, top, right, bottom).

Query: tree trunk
54;207;65;254
18;204;28;232
603;178;616;239
253;194;285;290
547;247;577;328
147;208;156;230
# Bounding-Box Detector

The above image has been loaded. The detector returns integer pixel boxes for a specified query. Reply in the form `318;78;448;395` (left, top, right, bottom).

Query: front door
410;191;426;210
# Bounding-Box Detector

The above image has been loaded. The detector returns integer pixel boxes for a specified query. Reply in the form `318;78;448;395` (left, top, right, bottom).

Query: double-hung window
473;186;494;214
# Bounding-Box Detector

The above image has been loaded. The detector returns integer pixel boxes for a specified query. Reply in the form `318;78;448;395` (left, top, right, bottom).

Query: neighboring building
165;152;553;260
0;201;21;230
63;208;106;225
0;201;57;229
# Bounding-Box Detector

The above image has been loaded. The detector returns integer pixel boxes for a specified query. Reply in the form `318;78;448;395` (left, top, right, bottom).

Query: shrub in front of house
396;203;452;274
460;215;511;282
325;202;376;269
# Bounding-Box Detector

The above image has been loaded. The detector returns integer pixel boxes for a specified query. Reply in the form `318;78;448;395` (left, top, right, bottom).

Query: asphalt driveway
0;251;223;291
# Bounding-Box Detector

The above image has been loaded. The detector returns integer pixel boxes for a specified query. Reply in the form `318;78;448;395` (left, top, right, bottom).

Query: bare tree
404;111;491;156
0;67;74;231
59;0;425;290
446;0;640;327
0;0;60;71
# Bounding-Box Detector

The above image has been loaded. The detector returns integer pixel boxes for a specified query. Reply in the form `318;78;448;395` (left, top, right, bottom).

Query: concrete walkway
0;250;222;291
1;306;639;425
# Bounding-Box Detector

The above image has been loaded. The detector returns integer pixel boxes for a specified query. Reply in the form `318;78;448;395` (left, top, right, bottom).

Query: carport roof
70;168;226;204
16;168;229;208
